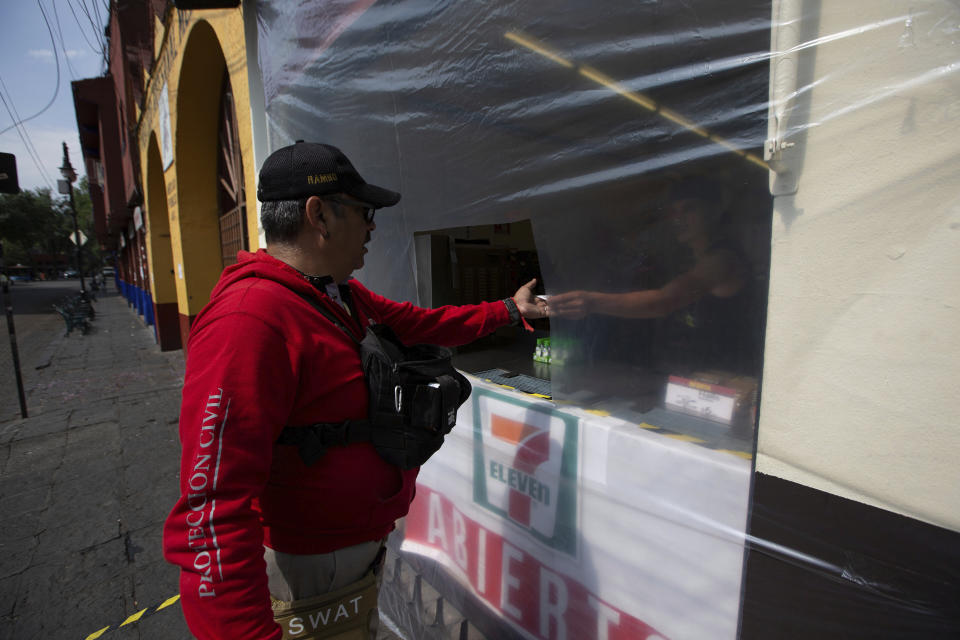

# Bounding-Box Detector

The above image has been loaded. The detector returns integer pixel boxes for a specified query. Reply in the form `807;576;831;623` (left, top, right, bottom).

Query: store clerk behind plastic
547;176;758;374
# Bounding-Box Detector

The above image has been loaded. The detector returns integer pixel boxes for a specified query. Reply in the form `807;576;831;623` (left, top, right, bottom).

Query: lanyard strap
284;284;362;343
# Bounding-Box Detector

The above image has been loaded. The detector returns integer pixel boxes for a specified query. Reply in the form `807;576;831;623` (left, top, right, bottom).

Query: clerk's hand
546;290;594;319
513;279;549;319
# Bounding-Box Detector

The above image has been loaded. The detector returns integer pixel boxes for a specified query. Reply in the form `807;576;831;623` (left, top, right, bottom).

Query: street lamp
58;142;86;294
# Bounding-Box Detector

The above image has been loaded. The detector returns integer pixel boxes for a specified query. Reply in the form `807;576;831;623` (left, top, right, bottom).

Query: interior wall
426;221;539;253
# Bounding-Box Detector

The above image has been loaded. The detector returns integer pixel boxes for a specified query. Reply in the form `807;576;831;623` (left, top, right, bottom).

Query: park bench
72;293;95;319
53;303;91;336
53;293;96;336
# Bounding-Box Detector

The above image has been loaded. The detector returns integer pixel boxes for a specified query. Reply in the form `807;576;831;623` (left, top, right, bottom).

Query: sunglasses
326;197;375;224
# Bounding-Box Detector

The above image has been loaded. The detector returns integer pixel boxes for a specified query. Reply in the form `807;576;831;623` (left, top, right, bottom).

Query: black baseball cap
257;140;401;208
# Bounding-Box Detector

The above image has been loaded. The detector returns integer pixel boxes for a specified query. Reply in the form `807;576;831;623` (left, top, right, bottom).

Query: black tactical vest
276;285;471;470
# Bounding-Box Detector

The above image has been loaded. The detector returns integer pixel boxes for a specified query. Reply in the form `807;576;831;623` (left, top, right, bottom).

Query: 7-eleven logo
473;389;579;556
491;414;552;527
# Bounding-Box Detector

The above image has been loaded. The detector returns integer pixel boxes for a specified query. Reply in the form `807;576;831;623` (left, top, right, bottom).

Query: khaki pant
265;542;384;640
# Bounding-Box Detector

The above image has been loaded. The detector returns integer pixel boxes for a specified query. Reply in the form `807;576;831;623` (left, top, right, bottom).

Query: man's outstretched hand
513;279;549;320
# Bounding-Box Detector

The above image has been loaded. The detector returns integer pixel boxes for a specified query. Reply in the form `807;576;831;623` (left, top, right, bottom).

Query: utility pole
58;142;87;295
0;242;27;418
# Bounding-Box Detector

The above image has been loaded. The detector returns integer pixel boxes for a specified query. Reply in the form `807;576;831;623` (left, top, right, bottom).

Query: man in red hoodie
163;141;547;639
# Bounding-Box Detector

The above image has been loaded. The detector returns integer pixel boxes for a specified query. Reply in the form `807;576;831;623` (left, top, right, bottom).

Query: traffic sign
0;153;19;194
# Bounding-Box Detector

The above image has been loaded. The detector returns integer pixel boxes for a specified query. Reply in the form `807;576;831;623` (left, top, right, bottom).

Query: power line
0;76;57;191
94;0;110;70
0;76;56;189
76;0;106;53
0;0;62;136
91;0;105;36
96;0;110;73
67;0;103;58
77;0;109;73
51;0;81;80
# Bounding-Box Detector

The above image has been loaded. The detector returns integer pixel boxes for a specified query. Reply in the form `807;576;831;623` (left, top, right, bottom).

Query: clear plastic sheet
252;0;960;637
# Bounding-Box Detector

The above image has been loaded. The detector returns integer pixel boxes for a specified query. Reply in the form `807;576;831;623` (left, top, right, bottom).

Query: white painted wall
758;0;960;531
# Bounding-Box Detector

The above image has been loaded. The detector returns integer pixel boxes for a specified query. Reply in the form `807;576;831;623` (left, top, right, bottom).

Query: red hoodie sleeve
163;311;297;640
352;281;511;346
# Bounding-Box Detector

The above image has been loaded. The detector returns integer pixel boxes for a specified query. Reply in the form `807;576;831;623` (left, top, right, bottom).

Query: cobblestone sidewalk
0;291;456;640
0;292;189;639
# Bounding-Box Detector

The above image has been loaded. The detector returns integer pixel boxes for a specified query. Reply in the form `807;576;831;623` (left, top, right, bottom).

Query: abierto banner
403;380;751;640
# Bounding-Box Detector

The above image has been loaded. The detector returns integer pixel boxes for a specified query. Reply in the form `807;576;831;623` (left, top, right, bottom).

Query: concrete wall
758;0;960;531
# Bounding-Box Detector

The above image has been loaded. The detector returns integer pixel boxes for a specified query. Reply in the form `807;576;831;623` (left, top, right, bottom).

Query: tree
0;179;102;275
0;188;73;269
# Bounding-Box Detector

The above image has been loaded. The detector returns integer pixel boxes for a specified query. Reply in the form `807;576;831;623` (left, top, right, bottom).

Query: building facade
71;2;959;638
136;4;258;352
72;1;167;338
73;1;257;352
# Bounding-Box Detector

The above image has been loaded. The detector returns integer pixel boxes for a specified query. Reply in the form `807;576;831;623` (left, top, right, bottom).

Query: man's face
324;196;376;274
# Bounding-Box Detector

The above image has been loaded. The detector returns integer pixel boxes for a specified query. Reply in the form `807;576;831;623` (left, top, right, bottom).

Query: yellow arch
174;19;228;324
136;9;259;350
144;133;181;351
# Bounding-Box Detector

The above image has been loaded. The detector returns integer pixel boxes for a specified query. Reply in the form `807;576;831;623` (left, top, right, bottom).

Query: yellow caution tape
156;594;181;611
584;409;611;417
83;594;181;639
119;608;148;627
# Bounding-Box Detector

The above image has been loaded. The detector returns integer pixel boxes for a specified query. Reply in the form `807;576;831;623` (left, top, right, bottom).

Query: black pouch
410;384;442;433
277;313;472;470
360;325;471;468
